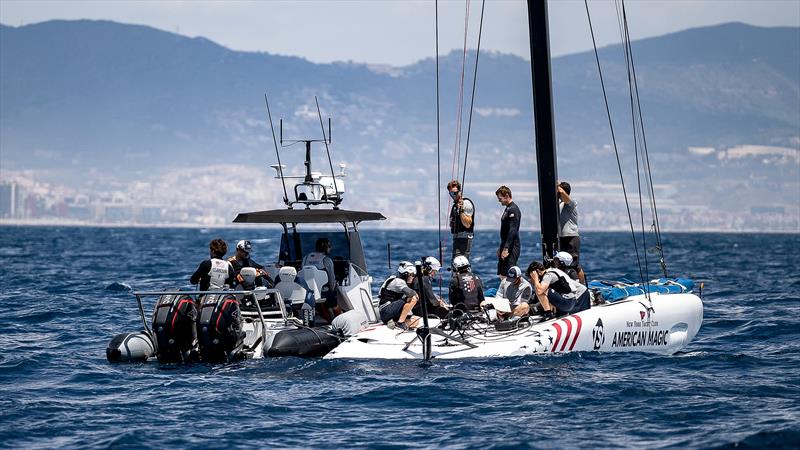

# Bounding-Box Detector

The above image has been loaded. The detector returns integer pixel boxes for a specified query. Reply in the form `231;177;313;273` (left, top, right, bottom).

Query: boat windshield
279;230;351;268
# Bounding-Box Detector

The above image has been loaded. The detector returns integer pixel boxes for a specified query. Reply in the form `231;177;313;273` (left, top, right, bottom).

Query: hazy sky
1;0;799;66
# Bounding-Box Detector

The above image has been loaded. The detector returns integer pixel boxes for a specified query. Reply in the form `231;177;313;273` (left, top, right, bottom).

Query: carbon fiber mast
527;0;560;259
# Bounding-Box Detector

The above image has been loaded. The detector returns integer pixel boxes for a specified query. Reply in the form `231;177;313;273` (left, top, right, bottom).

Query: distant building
0;182;25;218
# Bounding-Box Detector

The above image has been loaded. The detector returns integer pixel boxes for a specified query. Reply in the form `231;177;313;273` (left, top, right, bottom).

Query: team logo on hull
592;318;604;351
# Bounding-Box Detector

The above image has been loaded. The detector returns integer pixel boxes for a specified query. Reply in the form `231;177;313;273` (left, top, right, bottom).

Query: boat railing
131;289;291;353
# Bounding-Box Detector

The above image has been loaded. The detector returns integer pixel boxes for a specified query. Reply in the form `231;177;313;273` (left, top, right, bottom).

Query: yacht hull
325;293;703;360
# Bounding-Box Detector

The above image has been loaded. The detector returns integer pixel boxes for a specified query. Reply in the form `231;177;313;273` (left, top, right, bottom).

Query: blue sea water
0;225;798;449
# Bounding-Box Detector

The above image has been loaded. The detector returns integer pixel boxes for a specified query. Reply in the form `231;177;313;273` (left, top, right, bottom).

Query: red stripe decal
551;322;562;352
569;315;583;351
560;318;573;351
171;299;192;333
215;299;236;332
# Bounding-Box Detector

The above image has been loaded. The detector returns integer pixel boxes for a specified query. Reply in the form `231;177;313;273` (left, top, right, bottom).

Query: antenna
279;119;283;145
264;93;289;206
315;96;340;206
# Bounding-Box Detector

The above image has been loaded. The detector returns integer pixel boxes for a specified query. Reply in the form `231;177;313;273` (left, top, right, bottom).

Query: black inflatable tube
267;328;341;357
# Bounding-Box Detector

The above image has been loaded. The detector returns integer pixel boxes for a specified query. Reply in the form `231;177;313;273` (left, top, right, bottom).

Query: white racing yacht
325;0;704;361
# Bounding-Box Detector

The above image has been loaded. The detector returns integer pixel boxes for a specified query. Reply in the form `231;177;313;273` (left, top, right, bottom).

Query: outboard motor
197;294;245;363
106;331;155;363
152;294;199;363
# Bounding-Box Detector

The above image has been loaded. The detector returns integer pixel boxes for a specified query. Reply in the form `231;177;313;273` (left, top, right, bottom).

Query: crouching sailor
191;238;235;291
449;255;485;311
378;261;420;329
529;256;590;319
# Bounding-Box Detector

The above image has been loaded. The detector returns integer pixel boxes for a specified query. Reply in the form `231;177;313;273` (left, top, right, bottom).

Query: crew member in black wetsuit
190;238;235;291
411;256;450;319
447;180;475;260
495;185;521;280
228;240;273;288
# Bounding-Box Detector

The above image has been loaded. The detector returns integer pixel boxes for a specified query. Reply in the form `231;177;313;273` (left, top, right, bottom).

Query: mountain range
0;19;798;231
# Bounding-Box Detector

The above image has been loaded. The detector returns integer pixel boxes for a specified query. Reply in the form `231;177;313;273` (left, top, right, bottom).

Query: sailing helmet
423;256;441;272
236;240;253;253
553;251;574;266
452;255;470;270
397;261;415;276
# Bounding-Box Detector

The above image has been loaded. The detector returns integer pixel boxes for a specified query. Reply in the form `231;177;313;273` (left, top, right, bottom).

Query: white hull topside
325;293;703;360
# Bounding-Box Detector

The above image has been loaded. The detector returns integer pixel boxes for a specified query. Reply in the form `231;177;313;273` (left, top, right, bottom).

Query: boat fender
152;294;199;364
197;293;245;363
106;331;155;363
266;327;341;358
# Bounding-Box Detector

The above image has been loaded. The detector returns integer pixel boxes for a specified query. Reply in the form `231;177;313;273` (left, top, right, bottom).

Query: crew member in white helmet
377;262;420;329
190;238;235;291
448;255;485;311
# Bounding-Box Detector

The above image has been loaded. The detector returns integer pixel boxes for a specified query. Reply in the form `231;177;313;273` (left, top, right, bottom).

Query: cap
507;266;522;279
236;240;252;253
553;251;573;266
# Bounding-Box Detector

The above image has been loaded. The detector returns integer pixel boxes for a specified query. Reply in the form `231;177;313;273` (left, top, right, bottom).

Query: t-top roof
232;208;387;224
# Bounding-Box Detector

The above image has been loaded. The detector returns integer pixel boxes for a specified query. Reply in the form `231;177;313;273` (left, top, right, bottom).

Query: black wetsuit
498;201;521;275
412;275;448;319
190;259;235;291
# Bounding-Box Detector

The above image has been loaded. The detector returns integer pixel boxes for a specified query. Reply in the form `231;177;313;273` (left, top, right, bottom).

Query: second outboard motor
152;294;199;363
197;294;245;363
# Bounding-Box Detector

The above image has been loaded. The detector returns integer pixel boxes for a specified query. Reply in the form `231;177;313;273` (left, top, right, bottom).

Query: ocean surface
0;225;798;449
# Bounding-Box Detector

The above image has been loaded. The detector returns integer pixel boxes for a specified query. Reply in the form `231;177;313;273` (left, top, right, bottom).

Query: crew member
557;181;586;284
449;255;485;311
190;238;235;291
447;180;475;260
228;240;273;288
482;266;532;320
412;256;450;319
377;262;420;329
302;237;339;322
496;185;521;279
529;257;590;320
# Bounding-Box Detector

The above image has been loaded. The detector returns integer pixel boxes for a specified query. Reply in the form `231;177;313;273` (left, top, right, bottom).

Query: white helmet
553;251;574;266
423;256;441;272
453;255;470;270
397;261;415;276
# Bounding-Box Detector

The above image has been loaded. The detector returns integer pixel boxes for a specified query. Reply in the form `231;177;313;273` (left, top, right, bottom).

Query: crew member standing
557;181;586;284
447;180;475;260
496;185;521;280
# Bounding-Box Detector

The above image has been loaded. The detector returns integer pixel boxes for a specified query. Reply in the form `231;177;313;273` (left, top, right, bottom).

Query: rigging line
621;4;667;277
264;94;289;205
618;0;649;292
314;96;340;203
452;0;472;182
436;0;443;293
460;0;486;193
583;0;645;285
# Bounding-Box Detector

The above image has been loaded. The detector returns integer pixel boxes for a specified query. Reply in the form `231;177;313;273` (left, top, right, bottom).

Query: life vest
208;258;231;289
449;197;475;235
378;276;406;306
457;272;481;309
545;267;581;296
